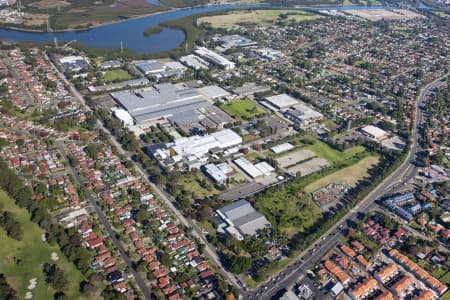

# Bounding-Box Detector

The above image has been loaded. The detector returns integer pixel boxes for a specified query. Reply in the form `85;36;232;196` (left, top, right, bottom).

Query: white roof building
113;109;134;126
170;129;242;157
197;85;230;100
194;47;236;70
264;94;299;111
179;54;209;70
361;125;387;140
271;142;295;154
234;157;275;179
204;163;228;185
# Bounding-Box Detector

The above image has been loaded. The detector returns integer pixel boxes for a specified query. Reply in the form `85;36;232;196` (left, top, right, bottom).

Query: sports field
197;10;322;30
305;155;379;193
0;190;88;299
219;99;265;121
103;69;133;83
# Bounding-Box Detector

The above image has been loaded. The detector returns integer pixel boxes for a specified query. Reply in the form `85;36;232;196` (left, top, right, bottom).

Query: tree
0;273;18;300
224;254;252;274
43;263;67;291
85;143;102;159
80;281;97;297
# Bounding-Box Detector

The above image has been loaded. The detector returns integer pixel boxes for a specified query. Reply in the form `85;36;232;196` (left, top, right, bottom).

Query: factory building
271;143;295;154
194;47;236;70
234;157;275;179
263;94;299;111
59;56;89;72
113;109;134;126
284;103;323;127
217;200;271;237
170;129;242;157
203;163;233;185
134;60;186;79
361;125;388;140
110;83;211;124
212;35;257;49
179;54;209;70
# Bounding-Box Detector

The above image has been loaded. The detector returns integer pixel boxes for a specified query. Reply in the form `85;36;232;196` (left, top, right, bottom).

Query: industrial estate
0;0;449;300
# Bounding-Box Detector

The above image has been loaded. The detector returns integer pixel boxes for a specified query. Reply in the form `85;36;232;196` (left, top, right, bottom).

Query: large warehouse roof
170;129;242;157
265;94;299;110
110;83;211;123
217;200;270;236
361;125;387;140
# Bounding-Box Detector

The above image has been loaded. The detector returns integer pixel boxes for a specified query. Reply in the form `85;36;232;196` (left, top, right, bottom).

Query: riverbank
0;4;398;54
0;1;386;33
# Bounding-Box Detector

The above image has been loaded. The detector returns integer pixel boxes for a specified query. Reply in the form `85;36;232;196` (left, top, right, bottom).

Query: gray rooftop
134;60;165;74
218;199;270;235
110;83;211;123
218;199;254;221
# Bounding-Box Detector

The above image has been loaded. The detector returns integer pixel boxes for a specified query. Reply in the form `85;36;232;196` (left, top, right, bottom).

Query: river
0;4;397;54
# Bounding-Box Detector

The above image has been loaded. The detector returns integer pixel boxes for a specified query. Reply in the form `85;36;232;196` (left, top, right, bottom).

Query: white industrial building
284;102;323;127
113;108;134;126
203;163;228;185
263;94;299;111
271;142;295;154
217;200;271;237
134;60;186;79
234;157;275;179
194;47;236;70
197;85;230;100
169;129;242;158
361;125;387;140
59;56;89;72
179;54;209;70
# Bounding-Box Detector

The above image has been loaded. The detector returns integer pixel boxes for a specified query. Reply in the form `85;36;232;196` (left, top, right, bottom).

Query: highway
244;74;448;300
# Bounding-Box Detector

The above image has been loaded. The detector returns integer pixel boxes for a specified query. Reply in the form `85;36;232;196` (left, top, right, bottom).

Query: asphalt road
49;56;154;299
244;74;448;300
55;141;154;299
46;52;242;295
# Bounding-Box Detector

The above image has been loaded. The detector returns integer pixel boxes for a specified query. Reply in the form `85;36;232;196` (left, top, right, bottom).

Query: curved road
244;74;448;300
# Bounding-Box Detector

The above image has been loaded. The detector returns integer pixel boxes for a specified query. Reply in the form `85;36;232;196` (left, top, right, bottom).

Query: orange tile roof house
340;245;357;258
375;290;394;300
356;255;371;270
390;275;414;297
349;277;378;300
374;263;399;284
389;249;448;295
412;289;435;300
324;260;351;285
351;240;365;252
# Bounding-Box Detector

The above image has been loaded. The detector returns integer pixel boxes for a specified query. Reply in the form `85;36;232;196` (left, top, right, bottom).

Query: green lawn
179;173;218;199
305;140;365;164
219;99;265;121
197;9;322;30
305;155;379;192
103;69;133;83
432;10;450;18
253;185;322;237
0;190;87;299
440;272;450;285
442;291;450;300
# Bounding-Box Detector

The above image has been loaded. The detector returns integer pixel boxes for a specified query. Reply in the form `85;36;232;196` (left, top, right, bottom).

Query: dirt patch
346;9;425;21
287;157;329;177
276;149;316;168
28;0;70;9
51;252;59;261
